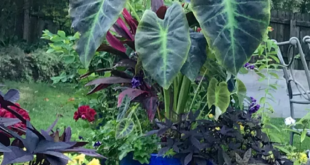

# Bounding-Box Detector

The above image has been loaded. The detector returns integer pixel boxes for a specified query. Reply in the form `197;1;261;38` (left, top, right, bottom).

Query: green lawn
1;81;91;140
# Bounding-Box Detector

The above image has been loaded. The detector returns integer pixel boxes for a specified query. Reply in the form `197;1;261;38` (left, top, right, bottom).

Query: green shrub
0;45;67;82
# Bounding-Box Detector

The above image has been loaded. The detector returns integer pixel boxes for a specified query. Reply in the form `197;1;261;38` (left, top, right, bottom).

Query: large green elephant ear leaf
135;2;191;89
69;0;127;67
181;31;207;81
191;0;270;75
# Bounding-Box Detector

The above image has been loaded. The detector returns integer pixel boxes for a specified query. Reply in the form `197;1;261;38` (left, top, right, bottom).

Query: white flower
285;117;296;126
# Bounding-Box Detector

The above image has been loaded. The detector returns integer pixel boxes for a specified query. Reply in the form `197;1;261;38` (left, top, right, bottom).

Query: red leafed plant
74;105;97;122
0;103;30;135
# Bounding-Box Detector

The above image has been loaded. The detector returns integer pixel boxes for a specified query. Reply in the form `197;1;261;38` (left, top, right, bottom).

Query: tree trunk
23;0;30;42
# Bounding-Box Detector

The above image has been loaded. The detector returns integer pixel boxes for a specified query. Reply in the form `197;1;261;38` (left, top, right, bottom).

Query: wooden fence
269;10;310;70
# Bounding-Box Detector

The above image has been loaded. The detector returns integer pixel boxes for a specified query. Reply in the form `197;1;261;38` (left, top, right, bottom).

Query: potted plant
68;0;288;164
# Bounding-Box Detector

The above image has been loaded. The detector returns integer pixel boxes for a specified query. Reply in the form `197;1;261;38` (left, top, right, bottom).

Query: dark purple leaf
97;44;128;59
145;130;158;136
34;141;73;153
142;97;158;122
117;88;148;107
172;144;179;153
25;127;40;153
196;158;207;165
158;147;170;156
46;118;59;133
184;152;193;165
111;70;132;79
0;124;24;143
114;59;137;69
0;91;3;97
190;136;202;150
86;77;132;87
40;130;54;141
4;89;20;103
114;17;134;40
87;84;111;95
0;142;11;152
106;31;126;52
157;127;169;136
42;151;70;160
151;0;164;12
0;117;21;127
65;127;71;142
70;142;88;148
2;146;34;165
0;133;10;146
156;6;167;19
79;68;112;79
45;155;68;165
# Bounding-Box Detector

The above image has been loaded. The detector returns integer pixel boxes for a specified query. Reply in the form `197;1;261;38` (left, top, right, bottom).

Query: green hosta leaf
63;55;75;64
191;0;270;74
69;0;127;67
115;118;135;139
135;2;191;89
181;31;207;81
207;78;230;113
235;79;247;109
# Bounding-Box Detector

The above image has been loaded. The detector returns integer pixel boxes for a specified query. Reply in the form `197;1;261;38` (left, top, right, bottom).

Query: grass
1;81;91;140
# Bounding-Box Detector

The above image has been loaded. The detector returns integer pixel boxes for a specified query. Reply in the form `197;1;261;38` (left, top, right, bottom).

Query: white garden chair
273;37;310;145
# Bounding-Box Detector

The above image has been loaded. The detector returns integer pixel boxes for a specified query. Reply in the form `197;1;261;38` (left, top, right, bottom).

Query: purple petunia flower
131;77;142;88
244;63;255;70
249;96;260;114
78;136;83;140
94;141;102;147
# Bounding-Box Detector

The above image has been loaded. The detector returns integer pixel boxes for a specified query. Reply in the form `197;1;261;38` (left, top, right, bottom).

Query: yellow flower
23;147;27;151
299;153;308;164
251;131;256;136
74;154;85;164
67;159;77;165
239;125;244;132
215;127;220;131
87;158;100;165
208;114;214;119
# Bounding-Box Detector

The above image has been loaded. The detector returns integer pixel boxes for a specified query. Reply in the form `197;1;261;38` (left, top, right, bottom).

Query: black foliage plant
147;108;293;165
0;89;105;165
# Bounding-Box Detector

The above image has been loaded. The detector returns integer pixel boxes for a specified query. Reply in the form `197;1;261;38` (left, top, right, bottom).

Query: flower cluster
244;63;255;70
66;153;101;165
285;117;296;126
0;103;30;135
73;105;96;122
249;97;260;114
131;76;142;88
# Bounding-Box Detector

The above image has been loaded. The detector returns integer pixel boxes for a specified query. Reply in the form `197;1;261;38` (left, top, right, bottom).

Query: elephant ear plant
69;0;270;120
0;90;104;165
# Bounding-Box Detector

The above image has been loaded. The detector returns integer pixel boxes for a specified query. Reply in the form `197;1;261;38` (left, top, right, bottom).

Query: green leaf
115;118;135;139
181;32;207;81
191;0;270;74
69;0;127;67
207;78;231;113
301;129;307;142
117;95;131;121
62;55;75;64
135;2;191;89
57;30;66;38
235;79;246;109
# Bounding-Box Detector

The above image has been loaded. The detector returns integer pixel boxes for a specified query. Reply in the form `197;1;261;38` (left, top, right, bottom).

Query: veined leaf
117;95;131;121
181;31;207;81
135;2;191;89
115;118;135;139
207;78;230;113
69;0;127;67
191;0;270;74
235;79;246;109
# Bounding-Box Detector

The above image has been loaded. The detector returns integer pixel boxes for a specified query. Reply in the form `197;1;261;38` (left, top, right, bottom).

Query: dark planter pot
107;152;213;165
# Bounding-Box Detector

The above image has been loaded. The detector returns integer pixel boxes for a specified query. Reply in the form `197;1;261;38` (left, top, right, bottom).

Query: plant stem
127;1;141;22
173;74;182;111
176;76;191;114
164;88;171;119
189;69;208;110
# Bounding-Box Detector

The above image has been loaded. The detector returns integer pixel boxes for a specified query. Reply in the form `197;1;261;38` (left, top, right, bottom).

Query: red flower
197;27;202;32
0;103;30;135
73;105;96;122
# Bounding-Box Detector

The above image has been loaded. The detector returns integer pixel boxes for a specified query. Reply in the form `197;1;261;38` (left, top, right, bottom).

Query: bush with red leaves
73;105;96;122
0;103;30;135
